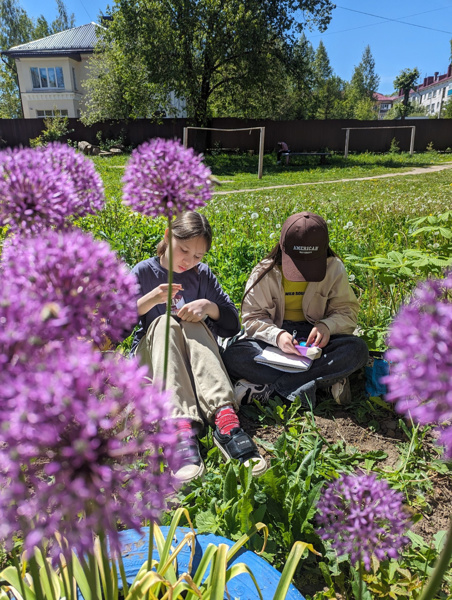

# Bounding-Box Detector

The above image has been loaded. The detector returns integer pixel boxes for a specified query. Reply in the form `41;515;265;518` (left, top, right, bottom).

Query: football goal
183;126;266;179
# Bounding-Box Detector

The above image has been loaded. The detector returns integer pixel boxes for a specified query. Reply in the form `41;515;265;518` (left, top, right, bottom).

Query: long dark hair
241;242;339;306
156;212;212;257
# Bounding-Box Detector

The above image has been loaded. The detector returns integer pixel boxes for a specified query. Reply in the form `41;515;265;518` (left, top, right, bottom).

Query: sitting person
222;212;369;408
131;211;267;483
277;141;290;165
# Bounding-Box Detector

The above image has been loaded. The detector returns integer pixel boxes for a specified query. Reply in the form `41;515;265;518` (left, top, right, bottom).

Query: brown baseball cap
279;212;329;282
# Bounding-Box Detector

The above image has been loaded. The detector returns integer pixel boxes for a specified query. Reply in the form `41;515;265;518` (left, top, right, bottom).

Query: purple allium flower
122;138;212;218
0;339;179;560
1;229;138;347
0;144;104;234
316;473;410;570
43;142;105;217
384;271;452;457
0;146;76;234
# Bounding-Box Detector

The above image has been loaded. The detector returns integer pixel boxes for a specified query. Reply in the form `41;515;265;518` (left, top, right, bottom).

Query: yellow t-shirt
282;274;309;322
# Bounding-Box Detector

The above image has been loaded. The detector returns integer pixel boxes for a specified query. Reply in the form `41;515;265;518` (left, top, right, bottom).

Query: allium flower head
43;142;105;217
0;340;179;559
0;144;104;234
316;473;410;570
1;229;138;347
384;271;452;457
0;146;76;234
122;138;212;218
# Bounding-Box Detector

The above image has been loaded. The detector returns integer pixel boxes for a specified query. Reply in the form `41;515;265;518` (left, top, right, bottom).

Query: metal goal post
342;126;416;157
183;126;266;179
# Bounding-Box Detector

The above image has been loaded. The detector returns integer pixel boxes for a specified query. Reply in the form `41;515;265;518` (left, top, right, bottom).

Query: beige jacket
241;257;360;346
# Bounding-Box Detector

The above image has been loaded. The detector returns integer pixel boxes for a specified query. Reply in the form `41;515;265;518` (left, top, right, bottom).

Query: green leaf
223;463;238;504
195;510;218;534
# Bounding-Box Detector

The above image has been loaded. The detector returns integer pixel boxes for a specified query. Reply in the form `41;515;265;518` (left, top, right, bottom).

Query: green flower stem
11;548;27;600
418;516;452;600
163;219;173;388
147;520;154;572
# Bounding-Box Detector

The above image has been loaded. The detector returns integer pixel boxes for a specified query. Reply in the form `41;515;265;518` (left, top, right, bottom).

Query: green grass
91;150;452;192
83;153;452;351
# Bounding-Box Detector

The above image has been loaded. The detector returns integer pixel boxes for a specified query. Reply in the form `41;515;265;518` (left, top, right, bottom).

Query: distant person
277;141;289;165
131;212;267;484
222;212;369;409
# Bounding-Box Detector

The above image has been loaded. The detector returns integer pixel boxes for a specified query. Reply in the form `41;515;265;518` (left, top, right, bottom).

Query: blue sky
19;0;452;95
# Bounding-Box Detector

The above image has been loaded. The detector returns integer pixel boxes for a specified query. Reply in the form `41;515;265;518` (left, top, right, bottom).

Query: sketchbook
254;347;313;372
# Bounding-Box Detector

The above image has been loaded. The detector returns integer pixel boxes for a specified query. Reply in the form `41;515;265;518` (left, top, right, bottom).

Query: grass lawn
77;151;452;599
92;150;452;192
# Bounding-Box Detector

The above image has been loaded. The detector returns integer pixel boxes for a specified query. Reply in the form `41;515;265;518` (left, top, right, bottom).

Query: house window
31;67;65;89
72;67;77;91
433;90;436;97
36;109;68;117
428;92;432;99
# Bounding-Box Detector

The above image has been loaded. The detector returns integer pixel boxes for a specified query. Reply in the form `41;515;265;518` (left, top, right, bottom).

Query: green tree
0;0;75;118
393;67;419;120
442;97;452;119
50;0;74;34
345;45;379;119
85;0;335;125
0;0;35;117
311;41;346;119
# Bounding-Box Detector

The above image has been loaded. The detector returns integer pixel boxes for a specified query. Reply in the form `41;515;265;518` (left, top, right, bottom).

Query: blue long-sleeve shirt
131;257;240;353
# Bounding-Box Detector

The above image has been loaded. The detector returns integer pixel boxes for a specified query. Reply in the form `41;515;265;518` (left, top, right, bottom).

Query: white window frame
36;109;68;117
31;67;65;89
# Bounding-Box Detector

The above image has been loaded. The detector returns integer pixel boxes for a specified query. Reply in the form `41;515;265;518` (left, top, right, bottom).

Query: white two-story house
2;22;103;119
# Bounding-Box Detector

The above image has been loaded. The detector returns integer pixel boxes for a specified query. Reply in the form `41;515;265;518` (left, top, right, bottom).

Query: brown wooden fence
1;117;451;153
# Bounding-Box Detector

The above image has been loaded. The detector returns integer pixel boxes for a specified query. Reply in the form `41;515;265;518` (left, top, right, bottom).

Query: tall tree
350;45;380;101
346;46;380;119
89;0;335;125
393;67;419;120
311;41;346;119
50;0;75;34
0;0;35;117
0;0;74;118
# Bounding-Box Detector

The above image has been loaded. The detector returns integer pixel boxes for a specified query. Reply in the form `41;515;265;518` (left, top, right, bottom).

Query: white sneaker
233;379;273;405
331;378;351;405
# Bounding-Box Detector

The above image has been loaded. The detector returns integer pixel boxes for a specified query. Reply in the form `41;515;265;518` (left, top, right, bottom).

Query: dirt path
213;161;452;195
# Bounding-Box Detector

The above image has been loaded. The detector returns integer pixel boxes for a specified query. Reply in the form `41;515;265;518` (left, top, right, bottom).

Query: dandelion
384;271;452;458
122;138;212;218
269;232;276;239
327;219;332;224
349;273;356;282
276;223;281;229
347;221;353;228
0;340;178;560
1;229;139;348
316;473;410;571
250;212;259;220
230;228;236;233
264;207;270;212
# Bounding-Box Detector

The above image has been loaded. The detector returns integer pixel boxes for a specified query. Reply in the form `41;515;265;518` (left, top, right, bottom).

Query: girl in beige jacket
222;212;369;408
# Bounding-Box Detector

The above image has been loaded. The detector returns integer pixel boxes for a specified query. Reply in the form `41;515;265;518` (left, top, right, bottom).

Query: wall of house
15;54;91;118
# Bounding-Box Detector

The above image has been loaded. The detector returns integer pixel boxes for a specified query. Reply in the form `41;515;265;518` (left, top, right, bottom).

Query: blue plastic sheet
365;354;390;398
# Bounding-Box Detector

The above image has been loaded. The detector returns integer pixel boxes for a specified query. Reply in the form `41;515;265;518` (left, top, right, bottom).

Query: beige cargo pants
136;315;238;427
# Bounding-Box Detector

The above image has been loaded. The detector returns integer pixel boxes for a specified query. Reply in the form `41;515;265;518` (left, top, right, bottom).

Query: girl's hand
276;331;300;355
306;323;330;348
151;283;183;305
177;299;218;322
137;283;183;316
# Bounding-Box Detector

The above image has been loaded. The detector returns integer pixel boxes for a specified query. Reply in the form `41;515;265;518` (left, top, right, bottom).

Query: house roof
2;22;104;58
374;93;394;103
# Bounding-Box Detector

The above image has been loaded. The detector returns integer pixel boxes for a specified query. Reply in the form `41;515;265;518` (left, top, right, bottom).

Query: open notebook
254;347;314;372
